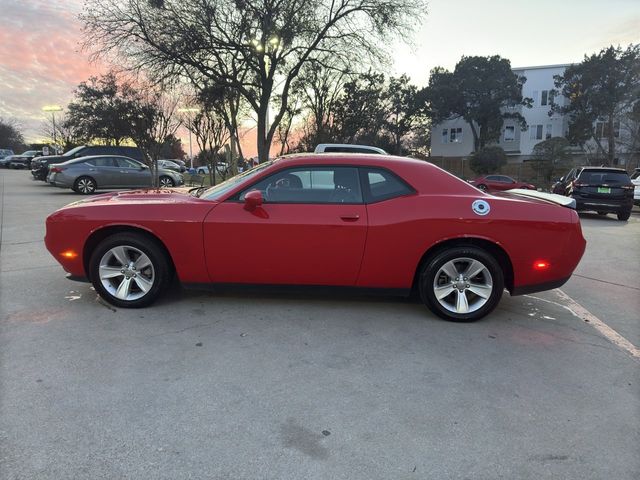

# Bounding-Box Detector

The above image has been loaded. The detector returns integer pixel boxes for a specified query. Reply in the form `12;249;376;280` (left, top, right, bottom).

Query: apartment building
430;63;637;165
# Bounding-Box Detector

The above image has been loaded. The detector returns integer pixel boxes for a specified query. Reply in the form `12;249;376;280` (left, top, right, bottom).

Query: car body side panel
45;193;215;283
358;194;585;291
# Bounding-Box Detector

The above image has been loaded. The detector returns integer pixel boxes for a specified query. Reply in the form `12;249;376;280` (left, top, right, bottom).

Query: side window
486;175;499;181
92;157;117;167
361;167;414;203
239;167;362;204
116;157;141;168
87;146;112;157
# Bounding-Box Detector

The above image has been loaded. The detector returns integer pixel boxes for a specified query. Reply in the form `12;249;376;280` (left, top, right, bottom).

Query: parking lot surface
1;169;638;479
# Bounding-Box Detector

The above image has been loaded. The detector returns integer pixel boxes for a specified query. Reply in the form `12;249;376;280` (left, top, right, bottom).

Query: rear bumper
573;195;633;213
511;276;570;296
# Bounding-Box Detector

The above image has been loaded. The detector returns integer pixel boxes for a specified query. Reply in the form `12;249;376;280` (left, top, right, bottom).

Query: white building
430;63;637;166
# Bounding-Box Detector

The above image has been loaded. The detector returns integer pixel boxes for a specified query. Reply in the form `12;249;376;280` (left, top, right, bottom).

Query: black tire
477;184;488;192
419;246;504;322
89;232;171;308
74;176;97;194
159;176;175;188
617;210;631;221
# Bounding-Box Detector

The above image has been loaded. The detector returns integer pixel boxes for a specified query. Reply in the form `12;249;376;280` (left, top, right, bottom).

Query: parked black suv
552;166;634;221
31;145;145;181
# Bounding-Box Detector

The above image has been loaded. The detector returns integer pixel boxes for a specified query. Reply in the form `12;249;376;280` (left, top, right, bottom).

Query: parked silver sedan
47;155;184;194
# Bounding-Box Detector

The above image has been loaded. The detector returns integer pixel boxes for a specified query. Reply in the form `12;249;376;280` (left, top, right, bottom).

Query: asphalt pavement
1;169;638;480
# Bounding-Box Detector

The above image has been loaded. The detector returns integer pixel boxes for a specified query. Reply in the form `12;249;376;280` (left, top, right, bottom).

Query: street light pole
178;107;200;169
42;105;63;151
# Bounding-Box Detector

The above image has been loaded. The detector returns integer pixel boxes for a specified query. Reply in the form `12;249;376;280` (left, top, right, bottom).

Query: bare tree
130;88;181;186
185;108;231;185
82;0;426;162
41;114;85;152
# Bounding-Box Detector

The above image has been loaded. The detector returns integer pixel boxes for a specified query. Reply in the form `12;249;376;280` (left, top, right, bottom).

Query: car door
203;166;368;286
115;157;151;187
86;157;120;187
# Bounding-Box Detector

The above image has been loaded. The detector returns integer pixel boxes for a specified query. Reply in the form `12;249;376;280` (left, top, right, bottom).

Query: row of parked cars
0;150;43;169
29;145;184;194
466;168;637;221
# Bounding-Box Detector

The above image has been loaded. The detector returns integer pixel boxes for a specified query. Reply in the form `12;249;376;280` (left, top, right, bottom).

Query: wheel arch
412;237;514;294
83;225;176;281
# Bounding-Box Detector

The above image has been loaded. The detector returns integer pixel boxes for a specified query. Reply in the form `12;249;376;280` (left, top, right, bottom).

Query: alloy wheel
432;257;493;314
98;245;155;301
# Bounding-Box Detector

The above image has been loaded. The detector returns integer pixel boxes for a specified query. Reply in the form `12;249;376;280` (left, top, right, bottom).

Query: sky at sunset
1;0;639;155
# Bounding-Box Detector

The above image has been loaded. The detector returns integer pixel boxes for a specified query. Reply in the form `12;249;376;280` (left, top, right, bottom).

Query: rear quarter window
361;168;415;203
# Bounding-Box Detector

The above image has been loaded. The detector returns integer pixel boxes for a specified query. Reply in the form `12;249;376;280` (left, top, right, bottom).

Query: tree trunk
607;114;616;165
468;121;479;152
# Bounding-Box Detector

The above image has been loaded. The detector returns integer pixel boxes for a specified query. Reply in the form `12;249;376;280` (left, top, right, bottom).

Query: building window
546;124;553;139
449;127;463;143
532;90;539;106
504;126;515;142
541;90;555;106
441;129;448;144
595;121;620;139
530;124;543;140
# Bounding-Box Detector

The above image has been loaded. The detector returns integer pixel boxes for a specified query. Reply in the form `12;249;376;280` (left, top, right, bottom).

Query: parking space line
523;290;640;360
555;289;639;359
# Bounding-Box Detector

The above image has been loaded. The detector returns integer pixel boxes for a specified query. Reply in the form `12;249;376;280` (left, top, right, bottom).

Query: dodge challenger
45;154;586;321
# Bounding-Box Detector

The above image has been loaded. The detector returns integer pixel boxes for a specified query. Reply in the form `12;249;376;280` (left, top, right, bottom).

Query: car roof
578;166;628;173
275;152;427;168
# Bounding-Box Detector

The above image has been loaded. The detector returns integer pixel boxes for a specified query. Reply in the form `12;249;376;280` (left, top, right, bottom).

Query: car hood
60;188;209;208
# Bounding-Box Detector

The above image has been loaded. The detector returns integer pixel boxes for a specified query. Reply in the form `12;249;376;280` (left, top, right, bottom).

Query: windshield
63;146;86;157
199;161;274;200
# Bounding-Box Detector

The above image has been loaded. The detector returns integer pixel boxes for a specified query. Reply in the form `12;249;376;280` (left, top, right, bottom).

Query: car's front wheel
419;246;504;322
73;176;97;194
89;233;171;308
159;176;175;188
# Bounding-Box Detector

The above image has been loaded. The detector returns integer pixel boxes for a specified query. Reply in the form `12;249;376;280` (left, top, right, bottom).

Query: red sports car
469;175;536;192
45;154;585;321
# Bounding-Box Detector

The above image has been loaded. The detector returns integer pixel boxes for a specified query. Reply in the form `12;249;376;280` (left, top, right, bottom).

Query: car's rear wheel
89;233;170;308
74;176;97;194
419;246;504;322
617;210;631;221
477;184;488;192
159;176;175;188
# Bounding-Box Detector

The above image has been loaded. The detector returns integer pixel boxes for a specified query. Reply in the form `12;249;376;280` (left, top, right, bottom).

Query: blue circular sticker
472;199;490;216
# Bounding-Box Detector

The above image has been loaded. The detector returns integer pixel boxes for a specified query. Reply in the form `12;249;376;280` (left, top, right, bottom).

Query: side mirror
244;190;263;211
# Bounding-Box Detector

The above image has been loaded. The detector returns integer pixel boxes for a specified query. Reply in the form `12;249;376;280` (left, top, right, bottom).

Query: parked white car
631;168;640;206
314;143;387;154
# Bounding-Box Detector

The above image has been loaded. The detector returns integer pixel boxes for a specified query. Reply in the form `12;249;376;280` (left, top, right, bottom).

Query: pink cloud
0;0;105;142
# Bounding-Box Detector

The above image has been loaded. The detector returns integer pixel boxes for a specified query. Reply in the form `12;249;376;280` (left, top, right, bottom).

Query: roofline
512;63;573;71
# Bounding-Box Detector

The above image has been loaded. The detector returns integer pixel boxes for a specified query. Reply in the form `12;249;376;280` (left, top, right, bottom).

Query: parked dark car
31;145;144;181
469;175;536;192
0;149;15;161
552;167;634;221
47;155;183;194
5;150;42;169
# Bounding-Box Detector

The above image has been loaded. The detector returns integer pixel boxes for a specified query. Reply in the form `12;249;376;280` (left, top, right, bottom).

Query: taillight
572;182;586;188
533;261;550;271
50;166;63;173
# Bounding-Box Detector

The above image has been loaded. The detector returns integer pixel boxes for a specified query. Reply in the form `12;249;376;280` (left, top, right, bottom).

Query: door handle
340;214;360;222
